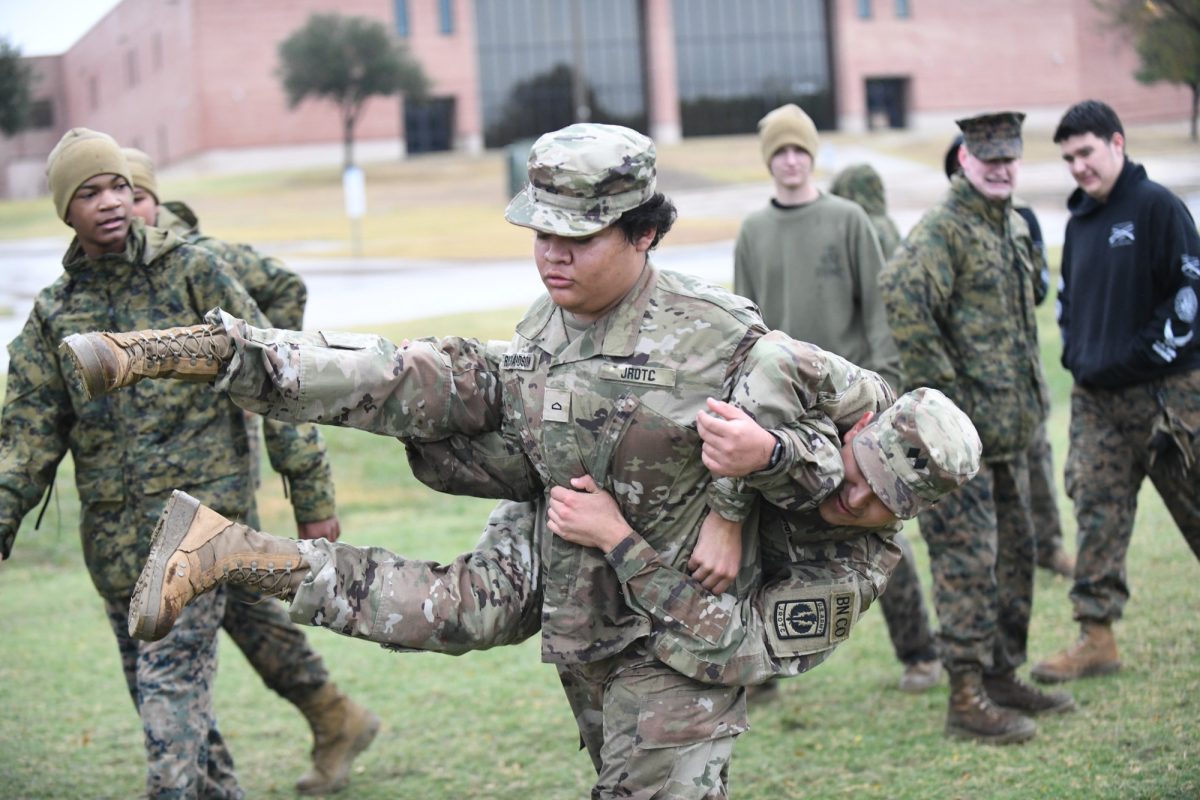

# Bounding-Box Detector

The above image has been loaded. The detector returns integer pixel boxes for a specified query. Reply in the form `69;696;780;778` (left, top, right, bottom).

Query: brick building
2;0;1190;198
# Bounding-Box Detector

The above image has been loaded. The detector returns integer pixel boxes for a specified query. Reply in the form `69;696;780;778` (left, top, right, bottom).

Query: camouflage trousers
1028;420;1066;564
1065;371;1200;623
876;530;937;664
917;456;1035;675
558;648;746;800
104;589;243;800
289;499;542;653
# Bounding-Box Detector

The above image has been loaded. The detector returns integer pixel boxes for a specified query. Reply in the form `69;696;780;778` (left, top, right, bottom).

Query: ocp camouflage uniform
204;264;889;797
880;173;1047;677
0;221;335;798
830;162;939;669
153;199;332;709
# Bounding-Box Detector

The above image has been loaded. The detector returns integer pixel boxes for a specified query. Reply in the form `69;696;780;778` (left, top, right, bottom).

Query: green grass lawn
0;295;1197;798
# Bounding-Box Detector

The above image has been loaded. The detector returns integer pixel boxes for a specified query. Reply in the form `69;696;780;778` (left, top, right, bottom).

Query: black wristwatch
765;432;783;470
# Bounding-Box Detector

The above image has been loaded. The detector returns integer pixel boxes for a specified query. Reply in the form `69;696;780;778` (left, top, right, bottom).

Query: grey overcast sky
0;0;122;56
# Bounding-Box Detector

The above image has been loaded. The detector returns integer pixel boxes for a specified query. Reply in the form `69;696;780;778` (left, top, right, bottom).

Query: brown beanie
46;128;132;221
758;104;819;166
122;147;159;203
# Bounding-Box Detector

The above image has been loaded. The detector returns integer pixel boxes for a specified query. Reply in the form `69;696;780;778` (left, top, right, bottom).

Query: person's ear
1110;131;1125;158
843;410;874;445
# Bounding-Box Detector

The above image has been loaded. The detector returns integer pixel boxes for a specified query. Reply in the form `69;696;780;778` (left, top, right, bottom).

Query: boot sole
1030;661;1121;684
128;490;202;642
59;334;108;402
945;721;1036;745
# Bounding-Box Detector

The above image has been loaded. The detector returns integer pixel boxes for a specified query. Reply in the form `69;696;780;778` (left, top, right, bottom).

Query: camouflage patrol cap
122;147;160;202
851;388;982;519
504;123;656;237
955;112;1025;160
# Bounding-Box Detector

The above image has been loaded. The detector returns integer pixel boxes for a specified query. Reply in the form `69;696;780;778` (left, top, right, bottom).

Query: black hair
943;134;964;181
1053;100;1124;144
614;192;676;250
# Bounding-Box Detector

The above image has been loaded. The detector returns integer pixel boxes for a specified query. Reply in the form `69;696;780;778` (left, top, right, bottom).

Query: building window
672;0;835;136
475;0;647;148
895;0;910;18
152;32;163;71
126;49;139;87
438;0;454;34
394;0;409;37
89;76;99;109
29;99;54;129
857;0;872;18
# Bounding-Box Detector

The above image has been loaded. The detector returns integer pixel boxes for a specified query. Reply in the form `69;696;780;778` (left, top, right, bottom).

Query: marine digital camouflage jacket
881;176;1047;460
0;222;335;598
209;264;890;666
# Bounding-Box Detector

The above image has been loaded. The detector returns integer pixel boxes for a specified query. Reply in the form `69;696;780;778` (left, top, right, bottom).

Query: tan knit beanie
46;128;132;221
122;147;159;203
758;104;820;166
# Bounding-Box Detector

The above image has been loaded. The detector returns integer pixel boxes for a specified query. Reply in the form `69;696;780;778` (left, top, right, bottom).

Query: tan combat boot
1030;621;1121;683
294;683;382;796
945;670;1036;744
1039;547;1076;579
898;659;942;693
128;489;307;642
61;323;232;401
983;671;1075;715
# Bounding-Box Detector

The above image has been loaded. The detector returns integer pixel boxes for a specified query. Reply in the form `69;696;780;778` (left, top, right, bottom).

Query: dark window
672;0;835;136
865;77;908;129
29;99;54;129
895;0;910;18
89;76;99;109
406;96;456;153
858;0;872;19
152;32;163;70
474;0;646;148
439;0;455;34
126;49;139;87
394;0;410;37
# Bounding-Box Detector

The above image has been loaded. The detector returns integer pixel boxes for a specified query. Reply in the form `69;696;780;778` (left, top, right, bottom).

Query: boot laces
128;328;222;365
221;560;298;596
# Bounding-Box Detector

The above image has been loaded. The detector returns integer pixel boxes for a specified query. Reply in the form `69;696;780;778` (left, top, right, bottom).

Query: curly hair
613;192;677;250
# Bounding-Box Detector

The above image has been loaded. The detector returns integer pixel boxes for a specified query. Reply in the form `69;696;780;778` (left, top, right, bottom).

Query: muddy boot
128;490;307;642
945;669;1036;744
983;672;1075;715
1038;547;1076;579
898;659;942;693
1031;621;1121;684
61;323;232;400
294;684;382;796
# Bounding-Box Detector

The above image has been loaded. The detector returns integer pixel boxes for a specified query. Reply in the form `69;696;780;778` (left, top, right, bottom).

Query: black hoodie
1057;159;1200;388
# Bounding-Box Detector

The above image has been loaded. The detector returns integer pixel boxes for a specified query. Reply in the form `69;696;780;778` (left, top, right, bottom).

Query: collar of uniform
515;261;659;360
63;222;143;275
949;173;1010;225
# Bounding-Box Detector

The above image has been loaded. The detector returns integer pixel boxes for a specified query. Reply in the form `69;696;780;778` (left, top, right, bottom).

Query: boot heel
128;490;202;641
